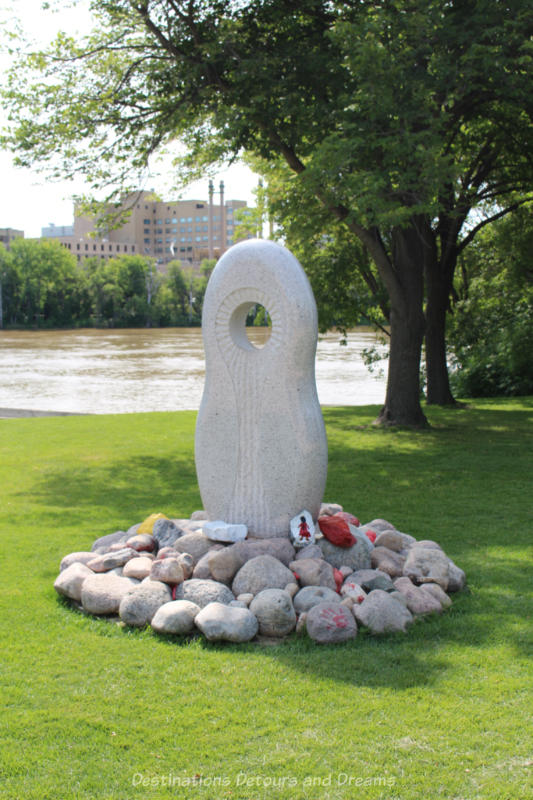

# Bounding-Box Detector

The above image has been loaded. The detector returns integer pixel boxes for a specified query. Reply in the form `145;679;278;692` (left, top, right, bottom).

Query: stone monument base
54;503;466;645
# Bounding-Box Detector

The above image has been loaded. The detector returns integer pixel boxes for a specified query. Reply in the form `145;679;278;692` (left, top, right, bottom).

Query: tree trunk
425;253;456;405
374;222;428;427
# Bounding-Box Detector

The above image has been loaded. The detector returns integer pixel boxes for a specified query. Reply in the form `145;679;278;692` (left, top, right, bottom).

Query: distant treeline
0;238;214;328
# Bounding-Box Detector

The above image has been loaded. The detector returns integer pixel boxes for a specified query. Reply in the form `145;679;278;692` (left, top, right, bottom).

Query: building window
85;244;88;251
144;228;150;234
155;228;162;234
156;219;163;224
144;238;150;244
143;218;150;224
172;218;177;224
132;246;135;252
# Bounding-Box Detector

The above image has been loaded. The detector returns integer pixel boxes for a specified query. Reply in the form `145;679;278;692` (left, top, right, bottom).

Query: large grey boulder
293;585;340;614
319;533;372;571
172;532;212;564
123;555;154;580
232;555;295;597
420;582;452;609
249;589;296;637
354;589;413;634
208;546;243;584
194;602;259;642
370;546;406;577
209;538;296;584
447;559;466;592
81;573;138;615
374;531;405;552
86;547;137;573
54;562;93;601
289;558;336;590
151;600;201;635
365;519;397;533
393;577;443;616
305;602;358;644
192;545;224;579
403;545;450;590
346;569;395;593
294;544;324;561
126;534;156;553
175;578;235;608
152;518;185;550
119;581;172;627
60;552;97;572
90;530;129;553
150;558;185;585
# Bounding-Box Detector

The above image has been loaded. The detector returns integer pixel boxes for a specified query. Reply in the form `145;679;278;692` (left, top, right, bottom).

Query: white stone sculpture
195;239;328;538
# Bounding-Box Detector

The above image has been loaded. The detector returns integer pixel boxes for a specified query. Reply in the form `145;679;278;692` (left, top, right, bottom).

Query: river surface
0;328;388;414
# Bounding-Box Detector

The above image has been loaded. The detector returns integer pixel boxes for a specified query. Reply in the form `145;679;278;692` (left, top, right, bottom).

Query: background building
41;224;74;238
0;228;24;248
50;183;252;270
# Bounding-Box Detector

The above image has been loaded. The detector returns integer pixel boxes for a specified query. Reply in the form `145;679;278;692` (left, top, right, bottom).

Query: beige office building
52;184;251;270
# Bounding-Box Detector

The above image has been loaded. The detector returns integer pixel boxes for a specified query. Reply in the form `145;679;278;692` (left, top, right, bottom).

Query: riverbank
0;408;88;418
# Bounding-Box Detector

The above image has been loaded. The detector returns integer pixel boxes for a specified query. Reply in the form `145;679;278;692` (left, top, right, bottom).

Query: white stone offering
289;510;316;548
195;239;328;537
203;520;248;543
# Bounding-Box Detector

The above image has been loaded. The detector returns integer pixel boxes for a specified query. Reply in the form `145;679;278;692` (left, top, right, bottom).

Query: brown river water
0;327;388;415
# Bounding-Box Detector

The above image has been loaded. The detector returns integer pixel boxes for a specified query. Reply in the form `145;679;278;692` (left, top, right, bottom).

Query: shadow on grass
19;454;203;531
39;399;533;686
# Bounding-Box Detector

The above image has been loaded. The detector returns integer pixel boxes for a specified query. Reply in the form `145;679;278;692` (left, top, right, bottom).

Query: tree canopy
3;0;533;423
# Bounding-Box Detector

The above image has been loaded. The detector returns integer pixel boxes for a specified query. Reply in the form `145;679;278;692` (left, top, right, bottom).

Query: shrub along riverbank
0;399;531;799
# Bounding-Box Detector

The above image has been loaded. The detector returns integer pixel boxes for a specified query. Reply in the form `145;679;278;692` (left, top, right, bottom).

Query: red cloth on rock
333;511;360;527
318;516;356;548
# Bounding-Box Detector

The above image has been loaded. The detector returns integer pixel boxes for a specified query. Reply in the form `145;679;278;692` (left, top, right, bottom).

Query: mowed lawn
0;400;531;800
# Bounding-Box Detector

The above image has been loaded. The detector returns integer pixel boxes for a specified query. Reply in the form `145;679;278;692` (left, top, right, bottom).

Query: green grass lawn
1;399;532;800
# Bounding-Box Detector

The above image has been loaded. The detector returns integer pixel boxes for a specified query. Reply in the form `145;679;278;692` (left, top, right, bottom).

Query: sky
0;1;259;238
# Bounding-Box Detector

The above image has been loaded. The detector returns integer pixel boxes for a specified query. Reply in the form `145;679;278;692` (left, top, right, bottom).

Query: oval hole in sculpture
245;303;272;349
230;302;273;350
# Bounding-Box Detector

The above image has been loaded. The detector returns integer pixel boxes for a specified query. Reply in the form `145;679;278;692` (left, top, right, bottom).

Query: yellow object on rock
137;513;168;534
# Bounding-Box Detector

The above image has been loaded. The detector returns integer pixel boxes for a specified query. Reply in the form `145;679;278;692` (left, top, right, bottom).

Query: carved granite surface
195;239;328;537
